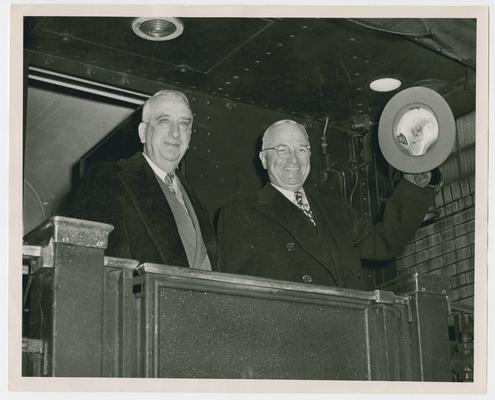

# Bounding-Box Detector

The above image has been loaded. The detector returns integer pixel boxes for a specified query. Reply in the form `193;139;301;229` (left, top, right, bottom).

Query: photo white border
5;2;491;398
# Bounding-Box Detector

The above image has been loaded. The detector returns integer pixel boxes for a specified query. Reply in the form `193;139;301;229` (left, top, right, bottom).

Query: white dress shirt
142;152;186;206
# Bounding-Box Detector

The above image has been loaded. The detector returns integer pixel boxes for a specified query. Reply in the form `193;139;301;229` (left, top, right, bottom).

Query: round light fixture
369;77;402;92
132;17;184;41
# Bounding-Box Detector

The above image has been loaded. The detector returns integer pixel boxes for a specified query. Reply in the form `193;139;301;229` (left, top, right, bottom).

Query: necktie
164;173;176;195
294;190;316;226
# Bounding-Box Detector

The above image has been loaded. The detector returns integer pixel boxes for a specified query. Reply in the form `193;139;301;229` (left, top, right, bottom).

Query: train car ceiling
25;17;475;120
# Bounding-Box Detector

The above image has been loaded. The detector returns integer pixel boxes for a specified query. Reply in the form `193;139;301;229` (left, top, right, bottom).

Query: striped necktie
163;173;176;195
294;190;316;226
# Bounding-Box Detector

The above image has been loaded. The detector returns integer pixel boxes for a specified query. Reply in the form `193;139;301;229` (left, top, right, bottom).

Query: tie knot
164;172;175;185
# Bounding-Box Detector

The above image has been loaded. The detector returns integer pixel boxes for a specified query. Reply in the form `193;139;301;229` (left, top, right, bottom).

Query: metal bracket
23;240;55;273
22;338;44;354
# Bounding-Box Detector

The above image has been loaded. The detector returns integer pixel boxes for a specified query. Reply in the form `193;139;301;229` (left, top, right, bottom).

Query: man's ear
138;122;146;144
259;151;267;170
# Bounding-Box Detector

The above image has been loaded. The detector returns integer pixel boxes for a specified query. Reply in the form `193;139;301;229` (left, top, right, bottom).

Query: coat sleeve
73;163;132;259
351;178;436;260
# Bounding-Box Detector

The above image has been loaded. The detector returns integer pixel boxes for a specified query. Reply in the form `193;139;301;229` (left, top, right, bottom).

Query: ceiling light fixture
132;17;184;41
369;77;402;92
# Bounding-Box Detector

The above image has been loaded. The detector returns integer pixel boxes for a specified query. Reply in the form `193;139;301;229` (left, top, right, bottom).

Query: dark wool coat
74;152;217;267
218;180;435;290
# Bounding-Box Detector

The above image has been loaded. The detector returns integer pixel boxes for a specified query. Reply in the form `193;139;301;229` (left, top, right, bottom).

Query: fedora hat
378;86;456;173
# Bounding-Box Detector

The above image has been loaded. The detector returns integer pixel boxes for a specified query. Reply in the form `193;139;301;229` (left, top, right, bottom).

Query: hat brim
378;86;456;173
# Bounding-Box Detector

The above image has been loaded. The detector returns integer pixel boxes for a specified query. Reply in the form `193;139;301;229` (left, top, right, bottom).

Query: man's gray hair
142;89;191;122
261;119;309;149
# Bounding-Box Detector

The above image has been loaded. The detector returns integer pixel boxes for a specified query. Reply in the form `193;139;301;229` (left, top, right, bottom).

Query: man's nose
169;121;180;138
286;149;299;163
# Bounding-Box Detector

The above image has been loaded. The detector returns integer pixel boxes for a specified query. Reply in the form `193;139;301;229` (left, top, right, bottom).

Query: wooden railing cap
23;216;114;249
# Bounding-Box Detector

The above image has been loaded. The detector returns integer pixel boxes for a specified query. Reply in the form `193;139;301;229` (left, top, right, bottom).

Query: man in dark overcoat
218;119;437;289
75;90;217;269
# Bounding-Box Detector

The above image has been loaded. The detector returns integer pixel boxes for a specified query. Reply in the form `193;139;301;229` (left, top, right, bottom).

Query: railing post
380;273;451;381
23;216;113;377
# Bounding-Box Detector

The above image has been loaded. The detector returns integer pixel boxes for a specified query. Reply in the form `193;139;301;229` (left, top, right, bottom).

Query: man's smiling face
260;122;311;191
139;94;193;172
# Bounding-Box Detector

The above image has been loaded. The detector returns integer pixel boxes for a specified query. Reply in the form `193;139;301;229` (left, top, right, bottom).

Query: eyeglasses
262;144;311;159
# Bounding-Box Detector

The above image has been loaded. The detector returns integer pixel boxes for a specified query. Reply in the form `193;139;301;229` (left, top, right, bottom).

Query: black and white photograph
6;2;491;396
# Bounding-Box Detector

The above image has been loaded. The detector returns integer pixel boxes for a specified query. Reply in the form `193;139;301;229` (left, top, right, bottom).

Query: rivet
364;59;370;63
254;60;261;64
289;34;295;38
206;100;211;105
265;51;272;55
363;197;367;201
193;112;197;117
352;55;358;60
277;42;284;47
215;165;220;169
354;72;360;76
236;97;241;100
61;34;70;43
218;87;223;91
207;132;211;136
192;97;197;101
207;116;211;120
244;67;250;71
250;101;255;104
220;178;224;182
233;75;239;79
302;25;308;29
356;88;362;92
264;104;269;107
211;91;216;94
207;148;212;153
225;81;231;85
349;37;356;42
193;146;198;150
357;103;363;106
193;128;197;133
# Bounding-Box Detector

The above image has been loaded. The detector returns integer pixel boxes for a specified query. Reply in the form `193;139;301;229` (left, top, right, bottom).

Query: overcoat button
286;242;296;252
302;274;312;283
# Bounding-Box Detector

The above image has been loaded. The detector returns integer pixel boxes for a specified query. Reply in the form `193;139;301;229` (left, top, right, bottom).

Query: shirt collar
270;183;307;205
142;152;175;182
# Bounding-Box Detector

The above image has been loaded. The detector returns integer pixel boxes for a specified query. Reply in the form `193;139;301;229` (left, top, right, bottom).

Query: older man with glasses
218;119;438;290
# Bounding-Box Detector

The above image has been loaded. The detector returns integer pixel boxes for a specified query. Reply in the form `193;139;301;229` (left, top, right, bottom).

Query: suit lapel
255;184;335;275
117;153;188;266
306;191;345;286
